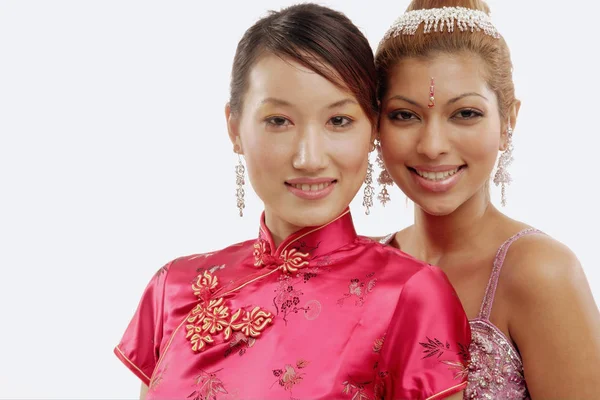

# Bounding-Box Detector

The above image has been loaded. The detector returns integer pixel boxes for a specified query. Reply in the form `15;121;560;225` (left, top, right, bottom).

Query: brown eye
389;110;418;121
453;109;484;119
328;116;353;127
266;116;290;126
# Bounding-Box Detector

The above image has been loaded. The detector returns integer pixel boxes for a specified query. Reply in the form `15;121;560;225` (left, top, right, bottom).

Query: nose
416;120;451;160
292;124;328;172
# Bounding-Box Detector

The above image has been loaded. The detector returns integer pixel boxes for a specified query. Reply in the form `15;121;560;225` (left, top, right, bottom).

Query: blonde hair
376;0;516;119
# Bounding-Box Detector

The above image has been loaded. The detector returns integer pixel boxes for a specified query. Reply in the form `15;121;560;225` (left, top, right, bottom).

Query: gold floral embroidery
192;270;219;296
185;271;274;352
253;239;310;273
253;241;268;266
280;248;309;273
232;307;273;337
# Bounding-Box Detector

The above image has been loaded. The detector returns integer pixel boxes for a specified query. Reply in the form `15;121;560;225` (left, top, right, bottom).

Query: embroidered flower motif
253;240;269;267
192;271;219;299
208;264;226;274
271;359;310;398
148;363;167;392
420;337;451;359
224;331;256;358
280;248;310;273
373;336;385;354
185;270;273;353
342;378;372;400
231;307;273;337
441;360;470;380
419;337;472;383
188;368;228;399
201;298;230;335
337;272;377;307
185;326;214;352
253;240;310;274
466;324;529;399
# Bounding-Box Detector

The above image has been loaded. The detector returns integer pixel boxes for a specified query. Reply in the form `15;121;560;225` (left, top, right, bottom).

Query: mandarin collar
253;208;356;272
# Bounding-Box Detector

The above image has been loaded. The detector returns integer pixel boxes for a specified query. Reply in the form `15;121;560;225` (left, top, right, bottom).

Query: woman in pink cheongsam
114;3;471;400
374;0;600;398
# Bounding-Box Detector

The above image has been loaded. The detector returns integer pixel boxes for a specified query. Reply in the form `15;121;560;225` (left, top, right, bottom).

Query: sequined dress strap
477;228;542;320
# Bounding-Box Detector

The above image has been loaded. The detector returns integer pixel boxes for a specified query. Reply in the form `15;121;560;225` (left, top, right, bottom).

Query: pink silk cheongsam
114;209;471;400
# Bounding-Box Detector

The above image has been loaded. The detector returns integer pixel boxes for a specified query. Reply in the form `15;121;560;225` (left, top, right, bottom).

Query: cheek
379;128;413;166
460;132;500;164
244;142;283;183
331;134;371;174
239;126;283;183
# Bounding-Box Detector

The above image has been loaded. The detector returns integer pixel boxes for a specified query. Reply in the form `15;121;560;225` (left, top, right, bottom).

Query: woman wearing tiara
374;0;600;398
114;3;470;399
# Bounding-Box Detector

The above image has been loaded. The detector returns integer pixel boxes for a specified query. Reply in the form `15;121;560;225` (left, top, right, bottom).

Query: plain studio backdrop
0;0;598;398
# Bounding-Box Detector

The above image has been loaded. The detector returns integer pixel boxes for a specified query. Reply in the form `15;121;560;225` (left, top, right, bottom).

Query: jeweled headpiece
380;6;501;44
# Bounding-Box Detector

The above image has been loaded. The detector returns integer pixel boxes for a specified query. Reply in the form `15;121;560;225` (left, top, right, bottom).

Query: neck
412;188;497;263
263;209;301;248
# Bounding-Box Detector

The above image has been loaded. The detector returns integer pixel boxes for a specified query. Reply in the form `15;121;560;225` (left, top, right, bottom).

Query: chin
412;196;460;217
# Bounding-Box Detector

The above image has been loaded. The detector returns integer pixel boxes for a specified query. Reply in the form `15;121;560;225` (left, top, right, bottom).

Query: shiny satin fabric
115;210;470;399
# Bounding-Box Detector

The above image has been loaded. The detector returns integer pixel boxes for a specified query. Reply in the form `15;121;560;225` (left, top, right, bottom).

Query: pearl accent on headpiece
380;6;501;45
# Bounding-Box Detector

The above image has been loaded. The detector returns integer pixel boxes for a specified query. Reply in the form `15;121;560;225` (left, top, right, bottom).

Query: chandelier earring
375;140;393;206
234;145;246;217
493;122;514;207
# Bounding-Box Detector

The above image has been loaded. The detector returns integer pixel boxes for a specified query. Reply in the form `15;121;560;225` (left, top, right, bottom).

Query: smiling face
226;54;373;237
379;52;508;216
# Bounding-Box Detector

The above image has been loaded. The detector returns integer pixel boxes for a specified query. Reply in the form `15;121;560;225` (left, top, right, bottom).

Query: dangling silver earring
363;152;374;215
493;122;514;207
235;149;246;217
375;140;393;206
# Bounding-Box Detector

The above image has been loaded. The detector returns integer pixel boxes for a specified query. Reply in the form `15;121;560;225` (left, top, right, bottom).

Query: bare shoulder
501;232;584;300
503;232;582;281
499;230;600;398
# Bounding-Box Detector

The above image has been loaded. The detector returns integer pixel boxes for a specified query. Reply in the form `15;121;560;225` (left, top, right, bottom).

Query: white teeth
292;182;332;191
415;167;461;181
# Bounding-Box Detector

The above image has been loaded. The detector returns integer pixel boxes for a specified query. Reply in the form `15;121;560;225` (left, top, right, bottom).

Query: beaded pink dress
381;228;541;400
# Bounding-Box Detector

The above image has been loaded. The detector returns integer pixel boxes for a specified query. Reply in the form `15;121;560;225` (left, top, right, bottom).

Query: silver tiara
381;6;501;43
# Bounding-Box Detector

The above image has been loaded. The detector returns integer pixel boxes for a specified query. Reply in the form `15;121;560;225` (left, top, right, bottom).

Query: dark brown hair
376;0;516;119
229;3;378;124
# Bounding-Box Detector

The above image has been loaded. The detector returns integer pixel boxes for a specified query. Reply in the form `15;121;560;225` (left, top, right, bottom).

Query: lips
287;181;334;192
408;165;466;193
413;166;461;181
285;178;337;200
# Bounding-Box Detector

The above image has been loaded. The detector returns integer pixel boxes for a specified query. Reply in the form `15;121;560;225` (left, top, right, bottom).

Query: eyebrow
259;97;358;109
447;92;488;104
260;97;293;107
388;92;488;108
327;98;359;109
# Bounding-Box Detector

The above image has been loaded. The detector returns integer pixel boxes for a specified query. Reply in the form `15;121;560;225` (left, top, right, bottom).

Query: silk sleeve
379;265;471;400
113;262;171;385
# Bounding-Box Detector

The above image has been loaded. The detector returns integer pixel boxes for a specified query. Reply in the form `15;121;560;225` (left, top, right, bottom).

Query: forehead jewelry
428;78;435;108
380;6;500;45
